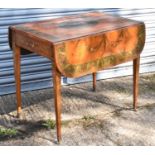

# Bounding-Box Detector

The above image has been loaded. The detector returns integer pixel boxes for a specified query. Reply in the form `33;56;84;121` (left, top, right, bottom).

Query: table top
11;11;143;44
10;12;145;78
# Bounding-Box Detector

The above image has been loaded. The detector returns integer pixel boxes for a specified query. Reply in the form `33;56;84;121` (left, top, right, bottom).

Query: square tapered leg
133;56;140;111
53;64;62;143
13;44;22;117
93;72;96;91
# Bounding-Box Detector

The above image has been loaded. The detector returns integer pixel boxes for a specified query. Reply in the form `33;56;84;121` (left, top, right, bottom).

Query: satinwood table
9;12;145;143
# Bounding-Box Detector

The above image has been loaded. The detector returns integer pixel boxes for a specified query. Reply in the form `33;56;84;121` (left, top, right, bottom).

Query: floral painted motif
55;24;145;77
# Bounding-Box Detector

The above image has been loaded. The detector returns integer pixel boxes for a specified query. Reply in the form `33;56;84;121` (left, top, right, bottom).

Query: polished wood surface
9;11;146;143
9;12;144;43
9;12;145;78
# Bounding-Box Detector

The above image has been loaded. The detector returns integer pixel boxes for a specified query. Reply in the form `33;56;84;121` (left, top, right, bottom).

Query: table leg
53;64;62;143
93;72;96;91
12;44;22;117
133;56;140;111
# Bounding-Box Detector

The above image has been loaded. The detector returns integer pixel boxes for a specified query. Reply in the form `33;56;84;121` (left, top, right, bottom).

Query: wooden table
9;11;145;143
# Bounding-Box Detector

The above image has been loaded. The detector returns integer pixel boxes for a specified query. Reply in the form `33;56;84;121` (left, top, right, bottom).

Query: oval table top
9;11;145;77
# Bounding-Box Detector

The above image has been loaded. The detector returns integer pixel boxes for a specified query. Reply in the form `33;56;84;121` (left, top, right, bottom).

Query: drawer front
15;32;53;60
55;23;145;78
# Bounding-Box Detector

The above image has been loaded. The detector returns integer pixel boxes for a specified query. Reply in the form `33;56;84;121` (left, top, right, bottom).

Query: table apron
15;32;53;60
